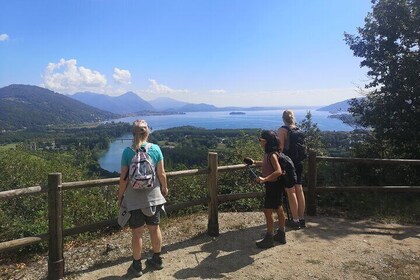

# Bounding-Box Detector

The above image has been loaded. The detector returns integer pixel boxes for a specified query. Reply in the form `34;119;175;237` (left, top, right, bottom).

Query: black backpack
282;126;308;164
270;152;297;188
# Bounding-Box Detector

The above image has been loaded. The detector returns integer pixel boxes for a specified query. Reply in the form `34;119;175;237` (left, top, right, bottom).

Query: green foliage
0;85;117;131
297;111;325;155
0;148;115;247
344;0;420;159
166;173;208;215
1;123;419;258
151;127;261;170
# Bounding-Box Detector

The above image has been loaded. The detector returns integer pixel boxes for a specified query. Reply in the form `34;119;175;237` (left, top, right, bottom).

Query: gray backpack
127;143;156;190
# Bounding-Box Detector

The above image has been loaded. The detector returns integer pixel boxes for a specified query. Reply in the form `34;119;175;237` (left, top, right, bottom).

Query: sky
0;0;373;107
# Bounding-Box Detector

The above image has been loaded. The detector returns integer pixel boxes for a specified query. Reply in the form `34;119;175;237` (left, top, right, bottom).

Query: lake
99;109;352;172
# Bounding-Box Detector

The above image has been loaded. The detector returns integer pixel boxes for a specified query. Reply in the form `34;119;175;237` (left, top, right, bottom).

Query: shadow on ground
66;215;419;279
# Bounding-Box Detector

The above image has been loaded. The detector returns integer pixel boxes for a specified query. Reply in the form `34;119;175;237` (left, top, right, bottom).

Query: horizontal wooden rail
0;196;211;254
0;234;48;253
165;197;209;213
315;186;420;192
317;156;420;165
0;185;45;200
167;168;209;177
61;178;119;191
218;162;261;173
218;191;264;203
1;153;418;259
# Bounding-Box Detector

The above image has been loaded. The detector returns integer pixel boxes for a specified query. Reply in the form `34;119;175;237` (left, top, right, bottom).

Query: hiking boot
273;229;286;244
256;232;274;249
129;259;143;277
286;219;301;230
146;255;164;270
299;219;306;228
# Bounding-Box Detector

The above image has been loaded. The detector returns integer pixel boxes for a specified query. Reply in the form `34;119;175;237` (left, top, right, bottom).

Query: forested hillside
0;85;118;130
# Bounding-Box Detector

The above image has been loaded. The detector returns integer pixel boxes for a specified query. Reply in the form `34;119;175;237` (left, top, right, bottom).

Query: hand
117;196;123;207
161;186;168;196
256;176;264;184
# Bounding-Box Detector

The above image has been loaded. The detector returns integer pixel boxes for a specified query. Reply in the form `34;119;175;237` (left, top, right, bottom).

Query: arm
256;153;283;183
156;160;168;196
117;166;128;206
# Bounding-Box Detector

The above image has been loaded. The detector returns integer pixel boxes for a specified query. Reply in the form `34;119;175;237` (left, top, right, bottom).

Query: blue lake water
99;109;352;172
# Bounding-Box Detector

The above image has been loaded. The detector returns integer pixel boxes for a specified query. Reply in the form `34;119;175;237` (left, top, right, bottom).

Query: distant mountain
148;97;189;111
177;103;218;112
317;98;359;113
70;91;155;114
0;84;117;130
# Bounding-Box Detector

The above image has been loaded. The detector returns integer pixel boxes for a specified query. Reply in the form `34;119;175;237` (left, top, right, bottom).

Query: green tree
298;111;324;155
344;0;419;158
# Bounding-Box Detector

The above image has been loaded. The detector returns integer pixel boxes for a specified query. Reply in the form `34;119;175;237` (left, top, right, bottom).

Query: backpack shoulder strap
281;125;290;130
144;142;152;152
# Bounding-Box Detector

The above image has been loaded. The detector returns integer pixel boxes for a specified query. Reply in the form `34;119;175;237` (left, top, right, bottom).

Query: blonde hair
282;110;295;126
132;120;149;149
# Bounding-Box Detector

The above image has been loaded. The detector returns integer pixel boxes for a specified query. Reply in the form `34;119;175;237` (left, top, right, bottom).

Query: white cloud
0;34;9;41
42;58;107;93
113;68;131;84
147;79;189;94
209;89;226;94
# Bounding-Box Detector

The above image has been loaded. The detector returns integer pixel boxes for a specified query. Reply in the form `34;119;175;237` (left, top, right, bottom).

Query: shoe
256;233;274;249
129;260;143;277
286;219;301;230
146;256;164;270
299;219;306;228
273;230;286;244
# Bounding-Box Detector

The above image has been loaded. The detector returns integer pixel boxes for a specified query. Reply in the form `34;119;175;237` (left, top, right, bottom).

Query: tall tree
298;111;324;155
344;0;419;158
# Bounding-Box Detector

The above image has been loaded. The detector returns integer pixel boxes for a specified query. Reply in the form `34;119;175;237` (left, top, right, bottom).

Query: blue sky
0;0;372;107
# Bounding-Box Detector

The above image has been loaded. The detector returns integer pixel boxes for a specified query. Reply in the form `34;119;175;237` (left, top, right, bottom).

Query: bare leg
295;184;306;218
147;225;162;253
132;226;145;260
276;206;285;229
263;208;274;234
285;186;299;220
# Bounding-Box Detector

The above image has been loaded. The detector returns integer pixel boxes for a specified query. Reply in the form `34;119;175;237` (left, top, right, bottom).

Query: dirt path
69;213;419;280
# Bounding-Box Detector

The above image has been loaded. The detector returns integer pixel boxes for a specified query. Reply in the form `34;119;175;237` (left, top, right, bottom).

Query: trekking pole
243;157;259;179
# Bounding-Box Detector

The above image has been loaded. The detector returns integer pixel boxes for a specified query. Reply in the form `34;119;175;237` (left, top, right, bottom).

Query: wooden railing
305;150;420;215
0;151;419;279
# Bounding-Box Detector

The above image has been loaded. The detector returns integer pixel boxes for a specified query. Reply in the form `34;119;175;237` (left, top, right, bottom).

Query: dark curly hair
260;130;280;153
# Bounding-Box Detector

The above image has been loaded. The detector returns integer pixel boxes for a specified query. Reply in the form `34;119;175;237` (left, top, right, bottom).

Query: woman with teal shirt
117;120;168;277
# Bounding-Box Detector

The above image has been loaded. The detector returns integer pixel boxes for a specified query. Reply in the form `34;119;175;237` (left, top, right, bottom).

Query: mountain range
0;85;117;130
0;84;354;131
68;91;289;114
71;91;154;114
316;98;362;113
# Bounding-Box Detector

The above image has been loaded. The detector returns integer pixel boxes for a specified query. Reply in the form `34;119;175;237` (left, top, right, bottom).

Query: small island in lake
229;111;246;115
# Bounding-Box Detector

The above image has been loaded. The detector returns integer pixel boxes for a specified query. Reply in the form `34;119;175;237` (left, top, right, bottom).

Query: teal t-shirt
121;142;166;211
121;143;163;168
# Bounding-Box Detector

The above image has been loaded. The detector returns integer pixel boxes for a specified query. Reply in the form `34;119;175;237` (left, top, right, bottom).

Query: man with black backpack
277;110;308;229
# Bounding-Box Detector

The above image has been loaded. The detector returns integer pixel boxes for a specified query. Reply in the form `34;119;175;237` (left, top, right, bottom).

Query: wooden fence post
48;173;64;280
307;150;317;216
207;152;219;236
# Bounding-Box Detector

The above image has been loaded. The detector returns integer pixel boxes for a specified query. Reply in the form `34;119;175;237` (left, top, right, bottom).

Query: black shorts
263;181;284;209
129;205;162;229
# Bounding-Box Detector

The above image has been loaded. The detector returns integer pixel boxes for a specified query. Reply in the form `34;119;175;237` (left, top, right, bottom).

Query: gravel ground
1;212;419;280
